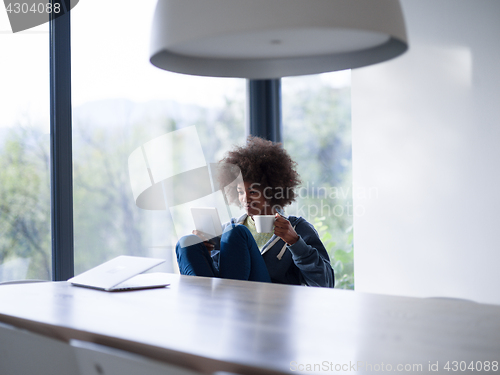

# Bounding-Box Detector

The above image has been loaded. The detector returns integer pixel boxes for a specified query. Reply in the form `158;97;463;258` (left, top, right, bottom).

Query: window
1;2;353;287
282;72;353;289
0;18;50;281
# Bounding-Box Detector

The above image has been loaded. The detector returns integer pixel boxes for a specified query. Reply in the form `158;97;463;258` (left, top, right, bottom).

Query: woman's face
237;181;273;217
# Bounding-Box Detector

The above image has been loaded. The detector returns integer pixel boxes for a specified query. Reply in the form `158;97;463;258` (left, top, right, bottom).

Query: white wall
352;0;500;305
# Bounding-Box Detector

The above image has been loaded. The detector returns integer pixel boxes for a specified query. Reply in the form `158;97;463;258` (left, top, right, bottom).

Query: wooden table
0;274;499;374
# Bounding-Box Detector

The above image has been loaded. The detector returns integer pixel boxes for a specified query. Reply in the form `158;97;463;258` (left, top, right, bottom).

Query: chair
0;321;80;375
71;340;205;375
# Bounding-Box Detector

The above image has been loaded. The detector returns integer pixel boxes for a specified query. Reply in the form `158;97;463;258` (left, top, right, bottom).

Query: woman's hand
192;230;216;252
273;214;299;245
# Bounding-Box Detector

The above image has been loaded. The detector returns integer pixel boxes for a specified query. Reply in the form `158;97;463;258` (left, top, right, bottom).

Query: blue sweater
212;213;335;288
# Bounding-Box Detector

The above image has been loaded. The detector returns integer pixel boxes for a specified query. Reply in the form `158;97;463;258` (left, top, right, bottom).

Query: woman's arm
275;217;335;287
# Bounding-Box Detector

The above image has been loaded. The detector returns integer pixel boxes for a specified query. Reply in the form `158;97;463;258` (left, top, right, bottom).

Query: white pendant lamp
150;0;408;79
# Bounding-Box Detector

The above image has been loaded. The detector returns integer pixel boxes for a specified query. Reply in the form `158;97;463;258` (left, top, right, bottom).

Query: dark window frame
248;79;282;143
50;1;74;281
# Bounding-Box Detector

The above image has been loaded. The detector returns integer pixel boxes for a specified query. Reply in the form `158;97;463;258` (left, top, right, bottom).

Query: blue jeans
176;224;271;282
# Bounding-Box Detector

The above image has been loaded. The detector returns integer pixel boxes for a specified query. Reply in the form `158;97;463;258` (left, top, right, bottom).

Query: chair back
0;322;79;375
71;340;204;375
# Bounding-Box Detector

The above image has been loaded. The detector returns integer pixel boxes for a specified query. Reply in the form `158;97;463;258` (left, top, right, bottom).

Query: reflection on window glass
282;72;353;289
71;0;245;274
0;24;50;281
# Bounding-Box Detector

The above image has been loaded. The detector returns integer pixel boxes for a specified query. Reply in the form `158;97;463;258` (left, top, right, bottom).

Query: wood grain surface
0;274;499;374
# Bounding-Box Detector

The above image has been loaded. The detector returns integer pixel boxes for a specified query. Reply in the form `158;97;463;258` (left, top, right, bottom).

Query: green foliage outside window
0;126;51;279
283;75;353;289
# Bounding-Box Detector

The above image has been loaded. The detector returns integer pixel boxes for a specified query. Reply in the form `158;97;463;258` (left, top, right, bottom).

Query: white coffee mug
253;215;275;233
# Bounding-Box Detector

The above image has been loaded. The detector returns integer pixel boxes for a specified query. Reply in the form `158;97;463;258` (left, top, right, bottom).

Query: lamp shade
150;0;408;79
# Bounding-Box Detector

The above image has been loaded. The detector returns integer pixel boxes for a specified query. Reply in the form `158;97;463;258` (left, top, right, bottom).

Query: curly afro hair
218;136;301;209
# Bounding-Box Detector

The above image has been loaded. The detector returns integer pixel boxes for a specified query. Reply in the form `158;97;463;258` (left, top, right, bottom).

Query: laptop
68;256;169;292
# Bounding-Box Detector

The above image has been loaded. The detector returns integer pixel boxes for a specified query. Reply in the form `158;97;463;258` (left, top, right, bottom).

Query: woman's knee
222;223;251;240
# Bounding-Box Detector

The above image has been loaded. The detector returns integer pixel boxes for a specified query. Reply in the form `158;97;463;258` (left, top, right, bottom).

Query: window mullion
50;0;74;281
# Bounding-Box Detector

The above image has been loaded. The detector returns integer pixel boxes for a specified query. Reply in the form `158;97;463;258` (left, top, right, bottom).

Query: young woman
176;136;334;287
